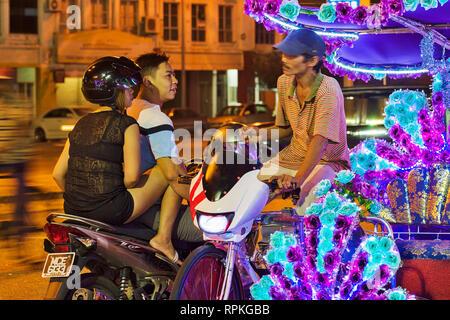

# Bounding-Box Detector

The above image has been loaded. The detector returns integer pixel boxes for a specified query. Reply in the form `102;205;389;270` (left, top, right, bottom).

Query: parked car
33;106;95;142
207;103;274;128
165;107;209;135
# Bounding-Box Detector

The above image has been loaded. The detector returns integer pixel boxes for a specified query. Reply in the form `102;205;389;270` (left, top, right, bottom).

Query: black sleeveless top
64;111;137;216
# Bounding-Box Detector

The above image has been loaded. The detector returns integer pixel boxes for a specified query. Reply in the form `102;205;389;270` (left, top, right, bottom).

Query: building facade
0;0;283;119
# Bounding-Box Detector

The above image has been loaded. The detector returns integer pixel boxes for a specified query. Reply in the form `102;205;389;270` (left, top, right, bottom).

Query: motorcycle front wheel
169;244;244;300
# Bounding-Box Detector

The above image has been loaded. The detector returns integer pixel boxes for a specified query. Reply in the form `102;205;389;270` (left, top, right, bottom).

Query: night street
0;140;64;299
1;0;449;303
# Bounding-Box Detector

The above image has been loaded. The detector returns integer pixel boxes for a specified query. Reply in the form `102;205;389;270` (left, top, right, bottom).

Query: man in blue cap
257;28;351;214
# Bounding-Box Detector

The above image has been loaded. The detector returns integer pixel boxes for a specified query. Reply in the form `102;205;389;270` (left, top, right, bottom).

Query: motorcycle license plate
42;253;75;278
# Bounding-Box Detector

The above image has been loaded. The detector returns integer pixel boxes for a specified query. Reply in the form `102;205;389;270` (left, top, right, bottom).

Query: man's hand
269;174;301;191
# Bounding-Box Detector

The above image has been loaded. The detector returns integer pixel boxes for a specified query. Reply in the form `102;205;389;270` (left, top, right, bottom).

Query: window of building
9;0;38;34
218;5;232;43
163;2;178;41
255;23;275;45
91;0;109;29
191;4;206;42
120;0;138;34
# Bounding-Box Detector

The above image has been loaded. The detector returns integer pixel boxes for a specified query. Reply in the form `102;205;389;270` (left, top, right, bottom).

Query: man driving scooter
127;51;202;264
243;29;351;214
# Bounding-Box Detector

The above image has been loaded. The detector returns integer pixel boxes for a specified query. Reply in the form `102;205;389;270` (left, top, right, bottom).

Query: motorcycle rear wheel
48;273;120;300
169;244;244;300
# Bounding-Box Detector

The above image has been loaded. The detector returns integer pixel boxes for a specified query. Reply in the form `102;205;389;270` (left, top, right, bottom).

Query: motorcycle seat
47;212;155;243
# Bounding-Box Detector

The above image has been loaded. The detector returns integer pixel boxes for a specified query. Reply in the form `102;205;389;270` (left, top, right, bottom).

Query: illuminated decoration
263;13;360;39
332;54;429;77
349;84;449;208
351;89;448;172
244;0;450;81
250;171;414;300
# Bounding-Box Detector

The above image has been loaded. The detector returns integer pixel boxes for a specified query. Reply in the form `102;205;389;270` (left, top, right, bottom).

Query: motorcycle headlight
197;212;234;234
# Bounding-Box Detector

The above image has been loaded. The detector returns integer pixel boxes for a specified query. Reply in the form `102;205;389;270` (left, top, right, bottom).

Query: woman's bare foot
149;237;182;266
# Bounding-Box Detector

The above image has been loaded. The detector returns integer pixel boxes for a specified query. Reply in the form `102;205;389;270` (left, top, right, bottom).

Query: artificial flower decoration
279;0;301;21
250;192;414;300
351;88;448;178
317;3;337;23
404;0;421;10
244;0;449;81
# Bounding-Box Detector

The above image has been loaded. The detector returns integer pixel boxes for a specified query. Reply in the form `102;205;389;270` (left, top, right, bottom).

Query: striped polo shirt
274;72;350;172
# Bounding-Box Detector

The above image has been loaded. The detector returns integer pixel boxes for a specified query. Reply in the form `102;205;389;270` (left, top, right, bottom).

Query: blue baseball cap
273;28;326;58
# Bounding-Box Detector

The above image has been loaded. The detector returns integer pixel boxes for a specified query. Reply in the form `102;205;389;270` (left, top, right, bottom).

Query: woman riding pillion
52;56;186;265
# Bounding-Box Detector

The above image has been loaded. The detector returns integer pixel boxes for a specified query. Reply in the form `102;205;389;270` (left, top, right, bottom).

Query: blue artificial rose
318;239;334;255
250;282;271;300
317;3;336;23
324;192;342;210
335;170;355;184
404;0;420;11
320;211;336;226
395;103;408;115
411;133;424;146
353;166;365;176
420;0;438;10
365;236;379;253
305;202;323;216
438;0;449;5
284;233;297;247
357;153;369;167
358;154;374;170
384;104;396;117
364;139;377;153
266;248;288;264
270;231;285;248
369;201;382;214
433;79;443;92
316;254;326;273
388;290;407;300
406;111;418;123
337;202;358;216
279;1;301;21
370;251;383;265
378;237;394;252
389;90;404;103
397;114;410;127
384;117;396;130
386;252;401;268
415;94;427;110
314;179;332;197
282;262;294;280
402;90;418;107
259;275;275;290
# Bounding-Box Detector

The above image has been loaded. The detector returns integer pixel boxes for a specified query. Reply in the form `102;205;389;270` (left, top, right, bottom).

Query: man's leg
295;165;336;215
149;185;183;264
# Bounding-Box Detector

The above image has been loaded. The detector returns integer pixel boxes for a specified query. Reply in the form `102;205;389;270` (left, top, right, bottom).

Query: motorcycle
41;163;203;300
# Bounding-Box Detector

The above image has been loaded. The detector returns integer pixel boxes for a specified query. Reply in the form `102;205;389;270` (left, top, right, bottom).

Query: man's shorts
257;159;336;216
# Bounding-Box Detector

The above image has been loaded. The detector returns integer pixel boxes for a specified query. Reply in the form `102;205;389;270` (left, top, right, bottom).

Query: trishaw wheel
169;244;244;300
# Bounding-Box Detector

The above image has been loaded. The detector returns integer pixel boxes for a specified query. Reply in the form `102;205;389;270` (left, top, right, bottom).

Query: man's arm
294;134;328;184
157;157;189;200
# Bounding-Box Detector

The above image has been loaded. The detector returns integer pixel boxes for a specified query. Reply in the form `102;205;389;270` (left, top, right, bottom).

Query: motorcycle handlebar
263;179;301;204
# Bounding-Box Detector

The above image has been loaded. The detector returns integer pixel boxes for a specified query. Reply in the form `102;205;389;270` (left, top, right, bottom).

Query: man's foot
149;238;182;266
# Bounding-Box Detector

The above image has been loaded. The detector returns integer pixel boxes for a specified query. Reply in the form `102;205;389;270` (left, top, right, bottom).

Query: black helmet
81;56;142;107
